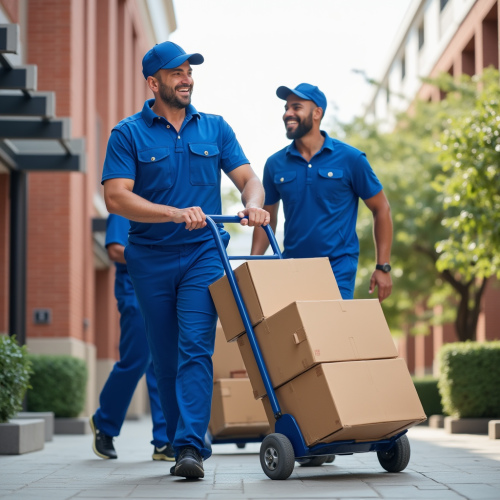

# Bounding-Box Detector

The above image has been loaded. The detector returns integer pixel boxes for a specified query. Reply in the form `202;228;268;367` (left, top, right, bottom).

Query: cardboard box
238;300;399;399
209;378;270;438
262;359;426;446
209;258;342;342
212;322;246;380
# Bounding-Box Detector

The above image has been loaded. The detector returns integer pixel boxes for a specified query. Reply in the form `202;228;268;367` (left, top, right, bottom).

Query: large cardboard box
212;322;246;380
262;359;426;446
238;300;399;399
209;378;270;438
209;258;341;342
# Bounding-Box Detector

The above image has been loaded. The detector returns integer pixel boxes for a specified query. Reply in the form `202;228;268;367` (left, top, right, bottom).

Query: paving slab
1;420;499;499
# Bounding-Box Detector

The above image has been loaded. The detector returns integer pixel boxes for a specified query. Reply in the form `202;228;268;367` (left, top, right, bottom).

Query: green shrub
412;376;444;416
27;354;88;418
438;341;500;418
0;336;33;423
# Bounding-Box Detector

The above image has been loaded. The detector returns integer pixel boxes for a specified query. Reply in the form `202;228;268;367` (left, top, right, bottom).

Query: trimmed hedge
412;376;444;416
0;336;32;423
438;341;500;418
27;354;88;418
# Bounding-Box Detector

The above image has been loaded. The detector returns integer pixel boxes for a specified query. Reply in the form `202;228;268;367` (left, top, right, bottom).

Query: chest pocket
189;143;220;186
274;171;298;204
316;168;344;201
137;147;172;196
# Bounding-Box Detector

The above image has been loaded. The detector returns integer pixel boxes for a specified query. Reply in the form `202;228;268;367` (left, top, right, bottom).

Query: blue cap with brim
142;41;204;79
276;83;327;114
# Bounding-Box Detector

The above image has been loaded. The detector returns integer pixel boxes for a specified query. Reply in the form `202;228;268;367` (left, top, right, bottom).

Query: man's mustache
175;84;192;92
284;117;300;124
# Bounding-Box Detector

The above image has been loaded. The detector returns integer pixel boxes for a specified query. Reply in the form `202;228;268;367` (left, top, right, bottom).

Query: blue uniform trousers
94;270;168;448
330;255;357;300
124;236;227;460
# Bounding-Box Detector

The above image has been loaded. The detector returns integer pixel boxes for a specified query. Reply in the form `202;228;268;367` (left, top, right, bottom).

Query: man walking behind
101;41;269;479
91;214;173;462
252;84;393;302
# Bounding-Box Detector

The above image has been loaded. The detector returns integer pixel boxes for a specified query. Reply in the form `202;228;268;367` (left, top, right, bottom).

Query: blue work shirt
105;214;130;273
263;132;382;262
101;99;249;246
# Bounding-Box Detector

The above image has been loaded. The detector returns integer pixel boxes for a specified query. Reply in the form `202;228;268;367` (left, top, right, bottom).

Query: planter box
489;420;500;440
429;415;445;429
16;412;54;441
54;417;90;435
0;419;45;455
444;417;491;434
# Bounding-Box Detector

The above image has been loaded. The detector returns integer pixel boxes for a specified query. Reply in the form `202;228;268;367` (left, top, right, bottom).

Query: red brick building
0;0;177;416
366;0;500;376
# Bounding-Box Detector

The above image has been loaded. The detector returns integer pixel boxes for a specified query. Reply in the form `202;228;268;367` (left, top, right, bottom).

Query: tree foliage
337;69;500;341
434;68;500;280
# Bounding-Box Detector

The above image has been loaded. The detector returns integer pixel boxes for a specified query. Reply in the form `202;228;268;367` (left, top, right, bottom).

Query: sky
166;0;413;186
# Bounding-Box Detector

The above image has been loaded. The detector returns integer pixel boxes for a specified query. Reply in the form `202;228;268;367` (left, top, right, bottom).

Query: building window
440;0;449;11
401;55;406;80
418;21;425;50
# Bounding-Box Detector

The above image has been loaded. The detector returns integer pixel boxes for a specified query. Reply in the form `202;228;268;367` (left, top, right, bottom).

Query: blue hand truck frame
206;215;409;479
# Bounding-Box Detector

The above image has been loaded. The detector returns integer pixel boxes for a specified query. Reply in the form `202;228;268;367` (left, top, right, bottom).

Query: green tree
338;70;500;340
433;69;500;340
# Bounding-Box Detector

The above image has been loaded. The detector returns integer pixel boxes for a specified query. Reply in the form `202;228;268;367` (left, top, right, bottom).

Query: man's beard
158;80;192;109
285;111;314;140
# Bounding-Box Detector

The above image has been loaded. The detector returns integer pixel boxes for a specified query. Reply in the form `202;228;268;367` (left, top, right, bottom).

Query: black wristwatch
376;263;391;273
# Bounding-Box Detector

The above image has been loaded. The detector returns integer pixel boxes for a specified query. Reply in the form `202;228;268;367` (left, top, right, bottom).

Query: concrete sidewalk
0;420;499;500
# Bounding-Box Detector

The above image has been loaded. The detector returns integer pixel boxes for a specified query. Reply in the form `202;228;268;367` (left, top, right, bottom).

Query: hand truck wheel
377;434;411;472
325;455;336;463
260;433;295;480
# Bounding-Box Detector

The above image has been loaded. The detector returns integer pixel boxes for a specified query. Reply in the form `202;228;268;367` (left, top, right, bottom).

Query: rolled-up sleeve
219;118;249;174
263;160;280;205
101;127;137;184
351;153;383;201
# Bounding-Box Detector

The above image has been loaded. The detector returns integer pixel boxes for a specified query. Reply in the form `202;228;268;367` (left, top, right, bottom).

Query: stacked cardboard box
210;258;426;447
209;323;270;439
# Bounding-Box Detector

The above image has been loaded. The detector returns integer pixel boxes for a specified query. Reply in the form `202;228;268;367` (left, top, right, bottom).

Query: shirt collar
141;99;201;128
286;130;335;157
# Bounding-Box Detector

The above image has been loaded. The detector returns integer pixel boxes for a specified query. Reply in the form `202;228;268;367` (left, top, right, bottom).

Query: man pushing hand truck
101;40;269;479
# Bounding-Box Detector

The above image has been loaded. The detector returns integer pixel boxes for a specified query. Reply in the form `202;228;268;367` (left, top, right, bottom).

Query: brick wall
26;0;87;341
0;0;18;22
24;0;153;359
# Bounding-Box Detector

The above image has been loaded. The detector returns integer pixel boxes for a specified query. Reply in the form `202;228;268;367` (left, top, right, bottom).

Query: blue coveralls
263;132;383;299
101;100;248;459
93;214;168;448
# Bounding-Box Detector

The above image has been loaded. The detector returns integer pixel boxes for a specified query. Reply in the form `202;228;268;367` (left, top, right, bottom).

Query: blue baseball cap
142;41;204;80
276;83;327;114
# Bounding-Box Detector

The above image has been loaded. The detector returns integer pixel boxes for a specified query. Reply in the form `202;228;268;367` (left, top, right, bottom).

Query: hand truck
206;215;411;480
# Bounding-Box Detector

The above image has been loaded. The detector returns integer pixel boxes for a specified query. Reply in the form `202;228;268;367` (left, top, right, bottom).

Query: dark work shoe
170;465;176;476
152;443;175;461
175;446;204;479
90;415;117;459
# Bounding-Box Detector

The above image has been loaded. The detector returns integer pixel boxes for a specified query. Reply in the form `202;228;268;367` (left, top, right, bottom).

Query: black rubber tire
325;455;336;463
236;443;246;449
377;435;411;472
297;455;328;467
260;433;295;480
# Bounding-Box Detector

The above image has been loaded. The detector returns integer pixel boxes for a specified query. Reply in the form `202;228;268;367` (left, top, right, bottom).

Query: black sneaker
152;443;175;461
175;446;204;479
170;465;176;476
90;415;117;459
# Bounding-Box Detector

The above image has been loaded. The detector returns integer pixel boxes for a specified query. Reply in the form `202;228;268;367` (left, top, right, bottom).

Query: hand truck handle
205;214;283;419
206;215;283;260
